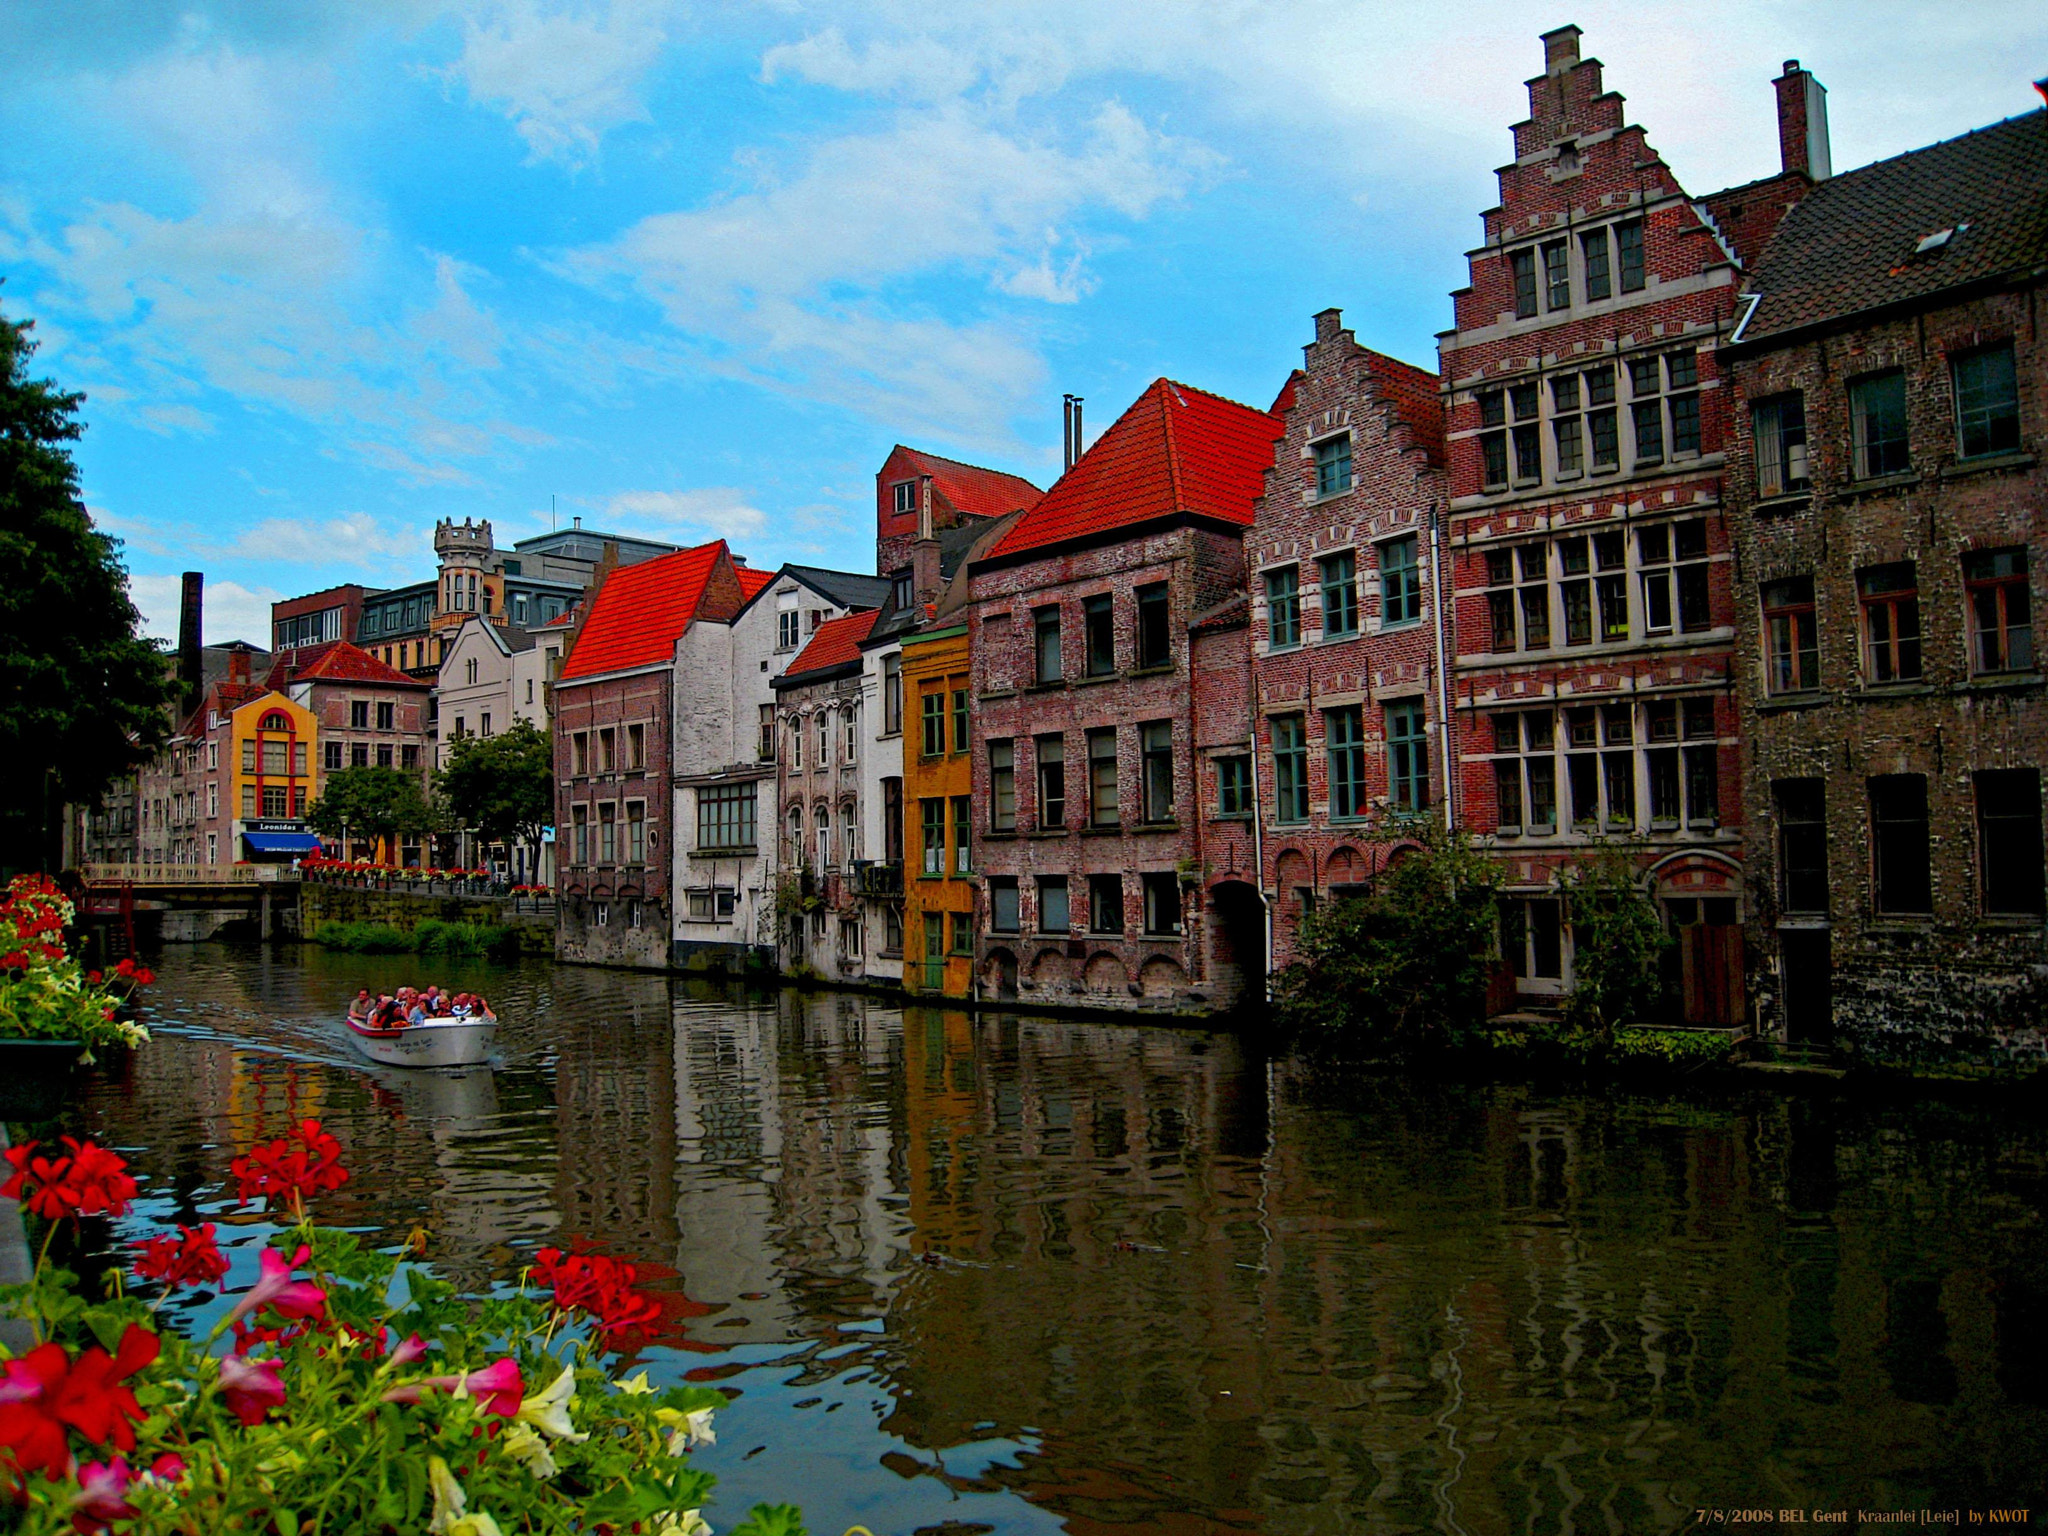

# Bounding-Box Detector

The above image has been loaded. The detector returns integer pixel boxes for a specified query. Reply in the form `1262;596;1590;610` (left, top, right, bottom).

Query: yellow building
900;624;976;996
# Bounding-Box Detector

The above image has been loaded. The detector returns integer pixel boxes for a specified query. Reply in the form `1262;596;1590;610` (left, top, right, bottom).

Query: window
1666;350;1700;455
599;728;616;772
1083;594;1115;677
1586;364;1618;471
598;802;616;864
1615;220;1644;292
1978;770;2044;917
572;804;588;864
1036;735;1066;829
1034;606;1062;684
786;808;804;863
376;744;394;768
1387;700;1429;813
1850;372;1910;478
816;810;831;872
1753;394;1809;497
1325;707;1366;820
1581;227;1611;301
1087;729;1120;827
1542;240;1570;310
1135;583;1171;669
920;798;946;876
989;740;1016;832
920;686;945;759
591;901;609;928
400;745;419;770
1216;755;1252;818
778;610;800;650
1479;389;1508;489
1557;536;1592;646
1859;562;1922;682
479;713;493;739
1965;548;2033;673
206;782;218;818
1379;537;1419;627
686;888;737;922
989;877;1020;934
323;741;342;771
1511;383;1540;481
345;700;367;729
573;732;590;775
1272;714;1308;823
1553;374;1583;476
1488;710;1556;835
350;743;369;768
1762;577;1820;694
1629;358;1665;467
376;701;394;731
1140;721;1174;823
1037;877;1070;934
950;912;973;955
816;712;829;765
1485;543;1550;653
883;653;902;734
1265;566;1301;649
759;704;776;762
1775;780;1829;914
698;783;756;851
261;784;288;817
951;685;968;752
625;801;646;864
1314;432;1353;497
1640;519;1710;635
883;777;903;861
951;797;971;875
1953;344;2020;458
1142;872;1182;936
628;723;645;769
843;706;858;764
452;717;467;743
1089;873;1125;935
1510;247;1538;319
787;717;804;771
1870;775;1932;914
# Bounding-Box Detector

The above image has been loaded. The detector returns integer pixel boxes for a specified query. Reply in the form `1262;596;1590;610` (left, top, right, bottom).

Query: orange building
900;623;975;995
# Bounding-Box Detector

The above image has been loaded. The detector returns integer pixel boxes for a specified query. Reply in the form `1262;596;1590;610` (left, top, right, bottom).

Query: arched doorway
1208;880;1267;1010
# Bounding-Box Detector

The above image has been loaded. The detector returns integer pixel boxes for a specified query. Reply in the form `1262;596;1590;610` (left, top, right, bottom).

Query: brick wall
554;668;673;968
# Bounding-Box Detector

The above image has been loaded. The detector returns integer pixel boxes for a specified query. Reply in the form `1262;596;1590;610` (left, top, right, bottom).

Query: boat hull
343;1014;497;1069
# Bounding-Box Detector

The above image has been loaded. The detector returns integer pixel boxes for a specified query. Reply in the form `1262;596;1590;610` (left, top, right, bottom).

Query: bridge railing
82;863;293;886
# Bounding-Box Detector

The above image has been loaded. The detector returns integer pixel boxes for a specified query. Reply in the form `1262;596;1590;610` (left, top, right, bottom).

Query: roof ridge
1156;380;1188;512
1817;104;2045;189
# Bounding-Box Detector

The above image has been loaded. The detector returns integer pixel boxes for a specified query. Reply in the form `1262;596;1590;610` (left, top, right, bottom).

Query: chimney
228;645;250;686
1062;394;1085;471
1774;59;1832;180
572;515;582;529
913;474;941;605
1541;25;1582;75
177;571;204;713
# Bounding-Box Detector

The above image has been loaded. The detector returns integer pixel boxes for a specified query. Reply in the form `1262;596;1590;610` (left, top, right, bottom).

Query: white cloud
439;0;671;170
602;487;767;545
130;573;280;649
231;512;431;569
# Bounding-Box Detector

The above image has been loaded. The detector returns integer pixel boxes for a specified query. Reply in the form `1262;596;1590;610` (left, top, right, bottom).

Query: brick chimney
1774;59;1832;180
228;645;250;686
177;571;204;714
911;474;942;607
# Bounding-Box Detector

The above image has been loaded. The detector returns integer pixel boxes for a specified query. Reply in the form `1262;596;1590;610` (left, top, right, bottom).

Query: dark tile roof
779;566;893;611
1737;109;2048;345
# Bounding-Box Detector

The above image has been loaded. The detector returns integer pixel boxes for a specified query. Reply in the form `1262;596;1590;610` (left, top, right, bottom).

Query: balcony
851;859;903;898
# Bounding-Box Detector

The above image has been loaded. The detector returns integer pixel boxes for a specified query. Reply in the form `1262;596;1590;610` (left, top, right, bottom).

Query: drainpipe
1248;667;1273;1000
1431;506;1456;833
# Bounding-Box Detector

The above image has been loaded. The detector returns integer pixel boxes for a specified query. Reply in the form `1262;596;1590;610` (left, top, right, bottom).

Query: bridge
79;863;300;943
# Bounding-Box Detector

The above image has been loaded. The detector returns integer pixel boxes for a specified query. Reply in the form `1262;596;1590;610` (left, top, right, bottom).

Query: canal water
50;945;2048;1532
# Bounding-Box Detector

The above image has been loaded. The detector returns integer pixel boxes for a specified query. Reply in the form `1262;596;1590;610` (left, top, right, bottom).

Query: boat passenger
347;990;371;1022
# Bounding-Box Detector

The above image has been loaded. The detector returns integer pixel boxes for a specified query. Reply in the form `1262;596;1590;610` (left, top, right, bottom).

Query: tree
437;720;553;868
1270;823;1504;1055
0;307;176;871
306;768;436;857
1560;846;1670;1038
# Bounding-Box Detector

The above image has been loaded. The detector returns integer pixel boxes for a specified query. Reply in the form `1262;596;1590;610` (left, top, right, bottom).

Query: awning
243;832;322;855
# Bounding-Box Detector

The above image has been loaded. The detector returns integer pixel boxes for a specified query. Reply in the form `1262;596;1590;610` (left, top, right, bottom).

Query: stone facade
1250;309;1450;969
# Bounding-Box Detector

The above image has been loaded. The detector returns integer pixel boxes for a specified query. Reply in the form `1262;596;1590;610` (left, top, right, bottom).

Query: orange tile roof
734;565;776;603
558;541;729;682
889;447;1043;521
782;608;878;680
987;378;1285;560
265;641;426;690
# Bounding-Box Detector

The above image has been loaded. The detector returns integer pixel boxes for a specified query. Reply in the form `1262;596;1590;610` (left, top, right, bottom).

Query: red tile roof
734;565;776;603
888;447;1043;521
783;608;878;679
987;378;1285;560
558;541;730;682
265;641;426;690
1358;350;1445;468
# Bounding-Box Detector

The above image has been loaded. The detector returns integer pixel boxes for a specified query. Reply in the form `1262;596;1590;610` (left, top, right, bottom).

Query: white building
434;611;574;881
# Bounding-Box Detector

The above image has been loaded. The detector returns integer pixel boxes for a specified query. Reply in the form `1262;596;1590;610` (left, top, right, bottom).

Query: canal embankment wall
298;883;554;954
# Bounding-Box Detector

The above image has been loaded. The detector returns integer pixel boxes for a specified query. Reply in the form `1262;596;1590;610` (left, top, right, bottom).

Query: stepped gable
988;377;1285;559
1358;348;1446;466
263;640;424;690
781;608;878;680
557;540;729;682
1739;109;2048;344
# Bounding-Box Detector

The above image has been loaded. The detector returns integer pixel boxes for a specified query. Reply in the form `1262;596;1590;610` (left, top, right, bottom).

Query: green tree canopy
437;720;553;848
1559;845;1671;1037
0;308;175;868
306;767;436;845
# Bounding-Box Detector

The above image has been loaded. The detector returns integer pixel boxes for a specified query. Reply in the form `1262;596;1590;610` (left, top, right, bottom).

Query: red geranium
532;1247;662;1337
130;1223;229;1289
2;1140;138;1222
229;1120;349;1209
0;1326;160;1484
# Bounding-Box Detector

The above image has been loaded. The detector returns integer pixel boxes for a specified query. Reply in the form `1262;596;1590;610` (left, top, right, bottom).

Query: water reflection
52;946;2048;1533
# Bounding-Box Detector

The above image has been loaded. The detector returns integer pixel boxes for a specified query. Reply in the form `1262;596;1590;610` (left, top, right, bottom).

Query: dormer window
892;569;914;610
892;481;917;516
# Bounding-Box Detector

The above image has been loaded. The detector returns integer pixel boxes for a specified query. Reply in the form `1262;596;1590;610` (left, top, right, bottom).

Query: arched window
842;799;859;862
787;808;804;861
260;712;290;732
817;711;830;765
816;806;832;871
788;717;804;771
844;704;858;763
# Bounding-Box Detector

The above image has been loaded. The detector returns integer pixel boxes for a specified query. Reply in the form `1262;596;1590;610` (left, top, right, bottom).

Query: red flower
131;1223;229;1289
532;1247;663;1338
218;1355;286;1427
229;1120;349;1209
382;1355;524;1418
2;1140;138;1222
0;1326;160;1485
70;1457;137;1533
227;1244;326;1328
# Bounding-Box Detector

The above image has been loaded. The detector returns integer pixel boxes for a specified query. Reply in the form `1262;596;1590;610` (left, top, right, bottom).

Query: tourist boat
343;1009;498;1069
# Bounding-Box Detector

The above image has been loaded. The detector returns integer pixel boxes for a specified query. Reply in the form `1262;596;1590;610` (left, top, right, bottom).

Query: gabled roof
558;540;730;682
450;617;537;658
780;566;893;610
777;608;878;685
735;566;777;604
986;378;1285;561
265;641;428;691
1736;109;2048;346
884;447;1043;521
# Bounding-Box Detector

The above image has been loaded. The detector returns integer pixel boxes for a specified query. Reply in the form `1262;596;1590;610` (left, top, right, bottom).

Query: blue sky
5;1;2042;647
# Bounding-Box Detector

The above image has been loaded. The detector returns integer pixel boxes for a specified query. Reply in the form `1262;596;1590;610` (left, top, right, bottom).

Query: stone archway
1207;880;1266;1010
981;947;1019;1000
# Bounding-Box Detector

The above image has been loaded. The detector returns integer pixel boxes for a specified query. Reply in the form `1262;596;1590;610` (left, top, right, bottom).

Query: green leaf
731;1502;809;1536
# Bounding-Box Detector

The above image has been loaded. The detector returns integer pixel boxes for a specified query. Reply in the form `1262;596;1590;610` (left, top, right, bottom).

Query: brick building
1723;105;2048;1058
1249;310;1449;968
554;540;750;968
262;641;434;856
874;446;1042;586
966;377;1283;1012
1440;28;1817;1022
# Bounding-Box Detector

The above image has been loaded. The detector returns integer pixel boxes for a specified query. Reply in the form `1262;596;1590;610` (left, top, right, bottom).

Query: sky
5;1;2043;648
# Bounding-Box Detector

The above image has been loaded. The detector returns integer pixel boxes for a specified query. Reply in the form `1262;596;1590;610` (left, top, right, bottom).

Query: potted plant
0;875;152;1116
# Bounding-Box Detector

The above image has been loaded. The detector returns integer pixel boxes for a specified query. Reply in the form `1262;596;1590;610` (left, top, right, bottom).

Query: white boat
343;1011;498;1069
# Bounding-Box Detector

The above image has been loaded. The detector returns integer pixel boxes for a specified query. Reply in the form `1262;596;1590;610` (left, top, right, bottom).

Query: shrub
1559;847;1670;1038
312;920;518;959
310;920;413;954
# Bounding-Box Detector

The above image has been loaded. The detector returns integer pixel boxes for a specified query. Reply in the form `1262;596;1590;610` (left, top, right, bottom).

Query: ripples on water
36;945;2048;1533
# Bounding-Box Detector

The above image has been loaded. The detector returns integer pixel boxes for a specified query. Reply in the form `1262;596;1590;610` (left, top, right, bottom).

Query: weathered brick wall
1728;283;2048;1060
775;667;867;978
554;668;672;968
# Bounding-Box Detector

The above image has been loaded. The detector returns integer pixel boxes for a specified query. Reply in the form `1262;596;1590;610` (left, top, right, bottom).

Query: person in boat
405;989;428;1027
471;993;491;1020
367;993;397;1028
347;990;371;1022
449;992;471;1019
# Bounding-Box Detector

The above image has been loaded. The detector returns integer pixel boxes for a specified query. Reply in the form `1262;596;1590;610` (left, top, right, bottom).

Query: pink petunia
227;1245;327;1326
218;1355;286;1427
